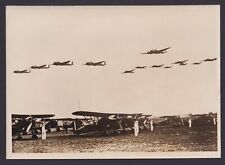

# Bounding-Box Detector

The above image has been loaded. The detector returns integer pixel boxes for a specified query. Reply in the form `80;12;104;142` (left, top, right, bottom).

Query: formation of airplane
13;69;30;73
141;47;171;55
84;61;106;66
31;64;50;69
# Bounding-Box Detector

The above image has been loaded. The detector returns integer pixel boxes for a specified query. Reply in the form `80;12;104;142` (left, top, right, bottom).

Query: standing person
42;123;46;140
150;120;154;131
134;120;139;137
188;118;192;128
213;117;216;125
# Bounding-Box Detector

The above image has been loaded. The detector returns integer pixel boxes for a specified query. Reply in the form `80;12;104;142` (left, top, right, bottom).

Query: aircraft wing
72;111;142;118
160;47;171;51
12;114;55;119
72;111;116;118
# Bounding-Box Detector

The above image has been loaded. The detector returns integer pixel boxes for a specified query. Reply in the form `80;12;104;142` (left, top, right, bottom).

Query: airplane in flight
12;114;55;140
122;69;135;73
151;64;164;68
141;47;171;55
192;62;202;65
31;64;50;69
203;58;217;62
179;63;188;66
84;61;106;66
164;66;172;69
13;69;30;73
172;60;188;65
135;66;147;69
52;60;73;66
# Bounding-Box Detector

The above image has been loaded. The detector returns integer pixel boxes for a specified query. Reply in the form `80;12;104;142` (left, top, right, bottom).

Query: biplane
153;115;187;128
12;114;55;140
72;111;143;136
189;113;217;126
141;47;171;55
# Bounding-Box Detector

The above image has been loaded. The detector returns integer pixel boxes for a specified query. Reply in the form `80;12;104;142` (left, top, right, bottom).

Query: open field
12;125;217;153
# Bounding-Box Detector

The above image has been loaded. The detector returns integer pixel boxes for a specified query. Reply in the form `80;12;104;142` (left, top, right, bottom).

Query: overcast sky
6;6;220;118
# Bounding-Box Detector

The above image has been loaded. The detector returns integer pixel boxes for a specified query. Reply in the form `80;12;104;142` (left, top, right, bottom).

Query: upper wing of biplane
12;114;55;119
72;111;142;118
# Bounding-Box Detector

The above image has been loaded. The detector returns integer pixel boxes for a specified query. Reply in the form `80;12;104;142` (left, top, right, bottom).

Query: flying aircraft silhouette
151;64;164;68
13;69;30;73
192;62;202;65
135;66;147;69
31;64;50;69
84;61;106;66
172;60;188;64
141;47;171;55
122;69;135;73
52;60;73;66
164;66;172;69
203;58;217;62
179;63;187;66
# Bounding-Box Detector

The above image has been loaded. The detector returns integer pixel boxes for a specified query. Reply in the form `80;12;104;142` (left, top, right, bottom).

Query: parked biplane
153;115;187;128
12;114;55;140
72;111;143;136
189;113;217;126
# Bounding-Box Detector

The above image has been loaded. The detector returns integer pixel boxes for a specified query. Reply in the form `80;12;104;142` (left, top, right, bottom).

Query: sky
6;6;220;118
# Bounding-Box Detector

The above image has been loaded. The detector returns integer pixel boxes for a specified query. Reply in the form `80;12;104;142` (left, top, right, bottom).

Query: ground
12;125;217;153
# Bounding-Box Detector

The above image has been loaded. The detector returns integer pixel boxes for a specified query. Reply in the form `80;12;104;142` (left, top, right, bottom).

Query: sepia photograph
6;5;220;159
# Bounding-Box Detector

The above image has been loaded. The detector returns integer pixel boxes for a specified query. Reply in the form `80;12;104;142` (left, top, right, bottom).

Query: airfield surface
12;125;217;153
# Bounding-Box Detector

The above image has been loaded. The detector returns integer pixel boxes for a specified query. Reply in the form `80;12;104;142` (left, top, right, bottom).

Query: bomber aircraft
203;58;217;62
151;64;164;68
13;69;30;73
84;61;106;66
52;60;73;66
164;66;172;69
135;66;147;69
122;69;135;74
31;64;50;69
141;47;171;55
172;60;188;65
192;62;202;65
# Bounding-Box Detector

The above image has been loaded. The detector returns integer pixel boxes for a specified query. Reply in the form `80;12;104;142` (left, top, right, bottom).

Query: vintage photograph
6;6;220;159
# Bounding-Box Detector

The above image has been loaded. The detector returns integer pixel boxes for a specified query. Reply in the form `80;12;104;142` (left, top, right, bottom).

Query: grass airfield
12;125;217;153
